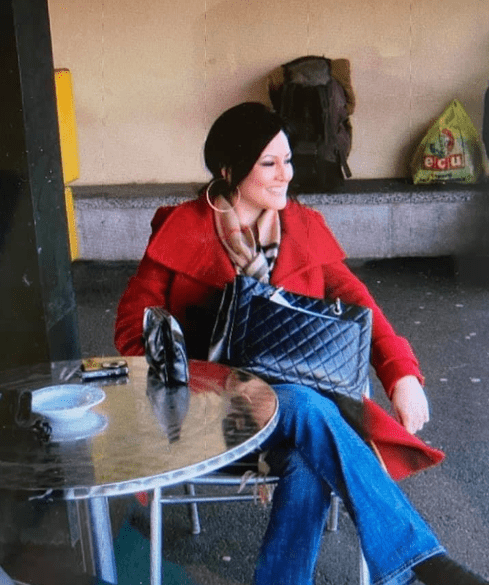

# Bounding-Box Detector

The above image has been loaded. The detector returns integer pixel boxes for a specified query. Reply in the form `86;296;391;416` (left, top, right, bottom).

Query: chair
159;470;370;584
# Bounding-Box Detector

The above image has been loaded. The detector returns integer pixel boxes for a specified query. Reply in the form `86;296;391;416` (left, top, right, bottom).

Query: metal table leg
150;487;162;585
87;496;118;584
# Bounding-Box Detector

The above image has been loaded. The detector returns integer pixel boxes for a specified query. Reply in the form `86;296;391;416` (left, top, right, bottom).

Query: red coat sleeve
114;206;179;356
322;261;423;398
114;256;174;356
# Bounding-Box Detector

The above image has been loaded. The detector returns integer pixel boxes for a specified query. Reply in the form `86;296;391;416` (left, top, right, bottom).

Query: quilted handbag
209;275;372;401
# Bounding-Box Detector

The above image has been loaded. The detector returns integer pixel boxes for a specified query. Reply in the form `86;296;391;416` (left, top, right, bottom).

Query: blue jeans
253;384;445;585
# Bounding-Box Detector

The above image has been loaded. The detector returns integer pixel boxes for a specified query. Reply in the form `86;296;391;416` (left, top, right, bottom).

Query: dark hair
204;102;288;195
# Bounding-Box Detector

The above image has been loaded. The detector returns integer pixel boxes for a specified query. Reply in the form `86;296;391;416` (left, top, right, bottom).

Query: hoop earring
205;179;241;213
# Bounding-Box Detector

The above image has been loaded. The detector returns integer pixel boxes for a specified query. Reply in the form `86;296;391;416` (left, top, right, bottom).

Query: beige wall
48;0;489;185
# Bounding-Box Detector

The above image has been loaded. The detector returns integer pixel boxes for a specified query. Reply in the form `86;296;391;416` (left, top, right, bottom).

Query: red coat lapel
272;200;346;286
146;196;236;288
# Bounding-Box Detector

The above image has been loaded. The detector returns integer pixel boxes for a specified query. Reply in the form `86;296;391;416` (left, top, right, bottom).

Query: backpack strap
339;146;352;178
330;59;355;115
316;82;352;178
278;82;296;125
316;85;335;146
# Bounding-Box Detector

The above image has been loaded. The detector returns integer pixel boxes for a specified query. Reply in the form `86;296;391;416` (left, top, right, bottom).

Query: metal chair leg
327;493;340;531
184;483;201;535
359;547;370;585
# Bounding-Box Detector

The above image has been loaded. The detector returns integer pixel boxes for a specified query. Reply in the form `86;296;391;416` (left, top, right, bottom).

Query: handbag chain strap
268;286;343;317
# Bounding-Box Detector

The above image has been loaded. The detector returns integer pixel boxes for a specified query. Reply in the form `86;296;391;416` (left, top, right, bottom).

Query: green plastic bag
411;99;484;184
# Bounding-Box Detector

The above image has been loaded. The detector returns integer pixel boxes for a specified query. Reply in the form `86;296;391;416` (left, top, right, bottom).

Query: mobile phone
80;358;129;380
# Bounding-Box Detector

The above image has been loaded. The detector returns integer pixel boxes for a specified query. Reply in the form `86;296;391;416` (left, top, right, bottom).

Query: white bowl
32;384;106;422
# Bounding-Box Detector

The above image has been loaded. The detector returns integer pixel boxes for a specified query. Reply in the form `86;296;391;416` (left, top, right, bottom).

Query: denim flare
253;384;445;585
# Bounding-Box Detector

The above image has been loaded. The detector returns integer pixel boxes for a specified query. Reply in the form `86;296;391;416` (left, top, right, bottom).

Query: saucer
49;411;108;443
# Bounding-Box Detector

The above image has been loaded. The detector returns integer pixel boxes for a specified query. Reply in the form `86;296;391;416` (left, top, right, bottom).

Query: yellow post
54;68;80;259
64;186;79;260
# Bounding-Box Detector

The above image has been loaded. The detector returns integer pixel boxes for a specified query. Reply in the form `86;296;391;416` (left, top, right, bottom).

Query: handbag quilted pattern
209;275;372;401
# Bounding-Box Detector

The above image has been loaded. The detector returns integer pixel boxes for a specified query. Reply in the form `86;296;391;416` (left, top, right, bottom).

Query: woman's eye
260;158;292;167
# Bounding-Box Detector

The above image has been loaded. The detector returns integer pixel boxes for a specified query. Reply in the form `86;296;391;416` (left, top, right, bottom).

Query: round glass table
0;357;278;585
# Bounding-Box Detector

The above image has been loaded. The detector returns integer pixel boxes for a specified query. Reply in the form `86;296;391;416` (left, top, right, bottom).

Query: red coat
115;195;444;479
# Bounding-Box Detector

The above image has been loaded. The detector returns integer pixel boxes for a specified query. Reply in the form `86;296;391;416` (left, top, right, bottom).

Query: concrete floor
70;256;489;585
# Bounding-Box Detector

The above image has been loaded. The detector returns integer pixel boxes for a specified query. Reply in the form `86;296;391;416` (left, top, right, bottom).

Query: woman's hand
391;375;430;434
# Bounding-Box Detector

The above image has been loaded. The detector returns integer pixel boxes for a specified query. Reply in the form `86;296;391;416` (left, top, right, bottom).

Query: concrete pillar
0;0;80;371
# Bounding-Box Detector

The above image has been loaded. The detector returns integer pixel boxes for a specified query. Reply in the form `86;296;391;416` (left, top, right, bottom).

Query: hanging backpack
269;56;355;192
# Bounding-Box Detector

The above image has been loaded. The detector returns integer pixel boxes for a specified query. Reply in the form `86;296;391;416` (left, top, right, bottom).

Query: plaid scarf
213;195;280;283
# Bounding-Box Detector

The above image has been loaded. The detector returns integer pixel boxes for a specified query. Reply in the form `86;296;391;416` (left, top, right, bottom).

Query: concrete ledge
73;179;489;261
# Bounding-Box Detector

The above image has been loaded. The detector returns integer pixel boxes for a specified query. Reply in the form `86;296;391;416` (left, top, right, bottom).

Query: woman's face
232;131;293;226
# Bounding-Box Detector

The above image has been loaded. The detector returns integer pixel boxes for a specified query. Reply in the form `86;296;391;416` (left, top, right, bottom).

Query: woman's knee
272;383;342;419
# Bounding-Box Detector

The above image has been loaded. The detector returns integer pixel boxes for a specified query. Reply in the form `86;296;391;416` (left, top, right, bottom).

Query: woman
115;102;487;585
